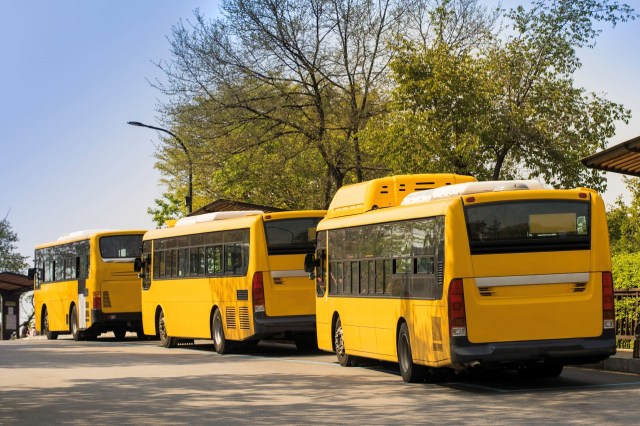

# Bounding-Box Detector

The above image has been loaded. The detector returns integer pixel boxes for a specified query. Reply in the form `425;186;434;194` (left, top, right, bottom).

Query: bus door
262;217;323;317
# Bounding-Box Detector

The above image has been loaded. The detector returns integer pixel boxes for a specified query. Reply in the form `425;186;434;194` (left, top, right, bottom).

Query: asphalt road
1;335;640;424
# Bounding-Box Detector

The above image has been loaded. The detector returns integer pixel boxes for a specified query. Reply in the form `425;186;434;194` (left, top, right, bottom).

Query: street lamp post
127;121;193;214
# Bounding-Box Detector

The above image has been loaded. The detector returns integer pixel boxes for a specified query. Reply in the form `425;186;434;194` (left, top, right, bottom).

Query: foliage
147;192;184;228
0;214;28;273
152;0;500;209
607;177;640;254
611;251;640;290
151;0;636;213
368;0;635;189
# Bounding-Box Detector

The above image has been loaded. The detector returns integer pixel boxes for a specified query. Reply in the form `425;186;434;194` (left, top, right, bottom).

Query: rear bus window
465;200;590;254
264;217;323;255
100;235;143;260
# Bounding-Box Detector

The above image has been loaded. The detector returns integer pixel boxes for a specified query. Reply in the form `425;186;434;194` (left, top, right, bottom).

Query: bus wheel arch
211;307;234;355
333;313;356;367
156;307;176;348
69;303;84;341
41;305;58;340
397;320;426;383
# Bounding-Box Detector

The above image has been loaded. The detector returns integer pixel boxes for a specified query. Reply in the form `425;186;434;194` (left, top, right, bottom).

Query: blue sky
1;0;639;263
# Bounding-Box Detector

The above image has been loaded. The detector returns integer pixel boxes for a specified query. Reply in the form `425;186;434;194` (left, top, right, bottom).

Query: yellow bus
308;174;616;382
137;209;326;353
30;229;146;340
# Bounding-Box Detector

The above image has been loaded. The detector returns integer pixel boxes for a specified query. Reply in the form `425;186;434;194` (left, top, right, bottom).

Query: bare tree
154;0;500;207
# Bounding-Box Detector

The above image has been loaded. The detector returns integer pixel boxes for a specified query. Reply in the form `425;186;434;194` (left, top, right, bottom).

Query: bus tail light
252;272;265;313
602;272;615;330
93;291;102;310
448;278;467;337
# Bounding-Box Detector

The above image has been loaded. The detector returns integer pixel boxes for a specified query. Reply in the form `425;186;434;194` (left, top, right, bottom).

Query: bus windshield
100;235;143;260
264;217;322;255
464;200;590;254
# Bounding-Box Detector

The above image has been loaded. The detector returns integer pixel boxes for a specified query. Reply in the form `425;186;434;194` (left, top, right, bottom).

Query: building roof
0;271;32;294
188;199;287;216
582;135;640;177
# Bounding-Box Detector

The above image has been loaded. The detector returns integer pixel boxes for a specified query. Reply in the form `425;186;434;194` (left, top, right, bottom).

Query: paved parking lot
2;336;640;424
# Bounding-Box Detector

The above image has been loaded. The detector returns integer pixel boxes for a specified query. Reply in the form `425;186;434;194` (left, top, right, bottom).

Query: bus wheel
43;308;58;340
113;328;126;341
158;310;176;348
397;322;426;383
212;309;234;355
294;334;318;353
334;317;356;367
70;305;84;341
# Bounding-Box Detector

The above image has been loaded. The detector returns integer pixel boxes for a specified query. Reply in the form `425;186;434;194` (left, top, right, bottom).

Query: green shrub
611;252;640;290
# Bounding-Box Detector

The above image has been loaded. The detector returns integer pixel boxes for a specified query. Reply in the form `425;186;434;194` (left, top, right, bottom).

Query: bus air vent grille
239;307;250;330
237;290;249;301
225;307;237;329
102;291;112;308
479;287;494;297
572;283;587;293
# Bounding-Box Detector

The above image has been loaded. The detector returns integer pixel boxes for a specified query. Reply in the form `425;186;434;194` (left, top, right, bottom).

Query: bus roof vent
401;180;546;205
327;173;477;218
174;211;264;227
57;229;115;241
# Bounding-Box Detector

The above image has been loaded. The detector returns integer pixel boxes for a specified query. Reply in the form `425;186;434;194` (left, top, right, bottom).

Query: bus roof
144;210;327;240
326;173;476;219
400;180;546;205
36;229;148;249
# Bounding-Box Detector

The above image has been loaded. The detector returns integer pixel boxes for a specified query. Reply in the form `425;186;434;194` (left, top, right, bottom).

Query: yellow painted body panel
34;280;76;332
142;276;250;339
317;295;450;364
264;254;316;317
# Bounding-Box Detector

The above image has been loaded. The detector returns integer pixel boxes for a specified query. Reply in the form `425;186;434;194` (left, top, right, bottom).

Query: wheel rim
214;314;223;345
159;313;168;341
43;310;49;334
335;321;345;356
71;309;78;336
399;333;410;372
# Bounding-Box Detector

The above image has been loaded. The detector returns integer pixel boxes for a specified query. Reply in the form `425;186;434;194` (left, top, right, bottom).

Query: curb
582;350;640;374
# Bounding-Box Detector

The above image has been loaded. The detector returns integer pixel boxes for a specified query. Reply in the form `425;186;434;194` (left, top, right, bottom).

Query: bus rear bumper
253;313;316;338
450;332;617;368
89;310;142;331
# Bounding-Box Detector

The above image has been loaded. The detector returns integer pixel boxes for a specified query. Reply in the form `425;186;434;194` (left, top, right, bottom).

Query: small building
188;199;287;216
0;271;33;340
582;135;640;177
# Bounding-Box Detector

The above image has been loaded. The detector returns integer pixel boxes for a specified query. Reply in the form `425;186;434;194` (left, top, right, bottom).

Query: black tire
518;363;564;378
43;308;58;340
212;309;234;354
397;322;426;383
334;317;357;367
113;328;126;341
294;334;318;352
85;331;98;341
70;305;84;341
158;310;176;348
135;328;148;341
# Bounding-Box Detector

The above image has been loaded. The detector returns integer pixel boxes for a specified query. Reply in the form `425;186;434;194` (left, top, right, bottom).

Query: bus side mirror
27;268;42;280
304;253;316;273
133;258;143;273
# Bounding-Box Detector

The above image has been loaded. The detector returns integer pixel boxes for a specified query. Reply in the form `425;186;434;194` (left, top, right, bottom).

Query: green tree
607;177;640;254
0;214;28;273
147;192;183;228
153;0;498;209
369;0;635;189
